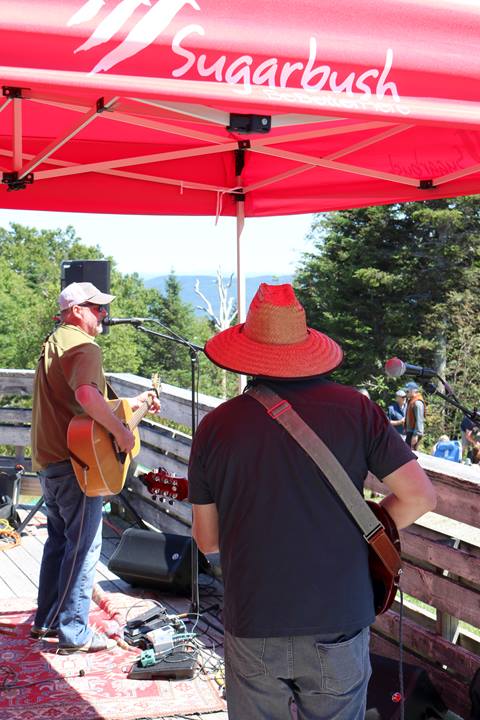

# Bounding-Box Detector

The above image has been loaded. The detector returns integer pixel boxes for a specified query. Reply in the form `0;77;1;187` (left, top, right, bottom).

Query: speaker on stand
61;259;111;333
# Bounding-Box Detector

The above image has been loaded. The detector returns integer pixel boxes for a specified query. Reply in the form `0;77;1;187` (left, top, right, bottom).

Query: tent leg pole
236;199;247;393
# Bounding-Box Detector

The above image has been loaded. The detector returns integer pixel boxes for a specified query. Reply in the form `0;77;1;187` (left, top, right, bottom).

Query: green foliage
0;223;233;399
294;198;480;446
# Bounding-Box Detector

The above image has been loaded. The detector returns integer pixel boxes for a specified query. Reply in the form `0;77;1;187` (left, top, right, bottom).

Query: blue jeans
34;460;103;647
224;627;371;720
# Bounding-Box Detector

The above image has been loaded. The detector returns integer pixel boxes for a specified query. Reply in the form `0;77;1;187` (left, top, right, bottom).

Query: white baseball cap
58;282;115;311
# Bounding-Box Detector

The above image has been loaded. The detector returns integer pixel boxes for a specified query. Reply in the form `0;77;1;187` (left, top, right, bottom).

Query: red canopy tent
1;0;480;313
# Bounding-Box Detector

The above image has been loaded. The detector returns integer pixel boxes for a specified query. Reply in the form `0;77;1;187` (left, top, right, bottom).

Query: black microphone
103;317;146;326
384;357;437;380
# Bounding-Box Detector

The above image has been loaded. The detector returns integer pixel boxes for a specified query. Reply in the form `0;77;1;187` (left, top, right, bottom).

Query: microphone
103;317;146;326
384;357;437;380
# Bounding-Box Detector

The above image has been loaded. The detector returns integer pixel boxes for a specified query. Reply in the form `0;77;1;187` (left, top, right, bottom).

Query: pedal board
128;649;198;680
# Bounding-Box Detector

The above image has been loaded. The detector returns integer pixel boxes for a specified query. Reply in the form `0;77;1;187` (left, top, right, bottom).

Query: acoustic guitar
67;375;160;497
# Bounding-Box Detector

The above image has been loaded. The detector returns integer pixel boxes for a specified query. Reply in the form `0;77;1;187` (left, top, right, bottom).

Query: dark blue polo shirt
188;377;415;638
387;401;406;434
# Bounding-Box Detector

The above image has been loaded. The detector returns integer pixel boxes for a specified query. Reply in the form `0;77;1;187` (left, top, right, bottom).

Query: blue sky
0;209;315;277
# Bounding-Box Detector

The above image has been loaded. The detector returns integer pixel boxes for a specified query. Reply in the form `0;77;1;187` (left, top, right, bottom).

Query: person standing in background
404;382;425;450
387;389;406;438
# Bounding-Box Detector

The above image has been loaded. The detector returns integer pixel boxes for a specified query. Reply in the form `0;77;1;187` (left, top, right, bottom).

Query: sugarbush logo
68;0;402;104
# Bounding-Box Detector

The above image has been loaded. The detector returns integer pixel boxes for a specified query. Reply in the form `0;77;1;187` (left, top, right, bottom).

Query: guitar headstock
139;468;188;502
151;373;161;399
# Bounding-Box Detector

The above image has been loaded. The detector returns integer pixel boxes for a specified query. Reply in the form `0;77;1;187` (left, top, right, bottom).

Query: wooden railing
1;368;479;717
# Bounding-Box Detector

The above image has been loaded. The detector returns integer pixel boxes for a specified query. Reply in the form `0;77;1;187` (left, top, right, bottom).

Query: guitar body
367;501;402;615
67;399;140;497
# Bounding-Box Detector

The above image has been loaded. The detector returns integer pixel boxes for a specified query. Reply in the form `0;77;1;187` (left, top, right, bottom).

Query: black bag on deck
0;467;22;529
470;667;480;720
367;654;448;719
0;495;20;528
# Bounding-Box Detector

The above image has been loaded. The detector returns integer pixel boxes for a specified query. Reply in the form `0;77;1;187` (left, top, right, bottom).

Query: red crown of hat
204;283;343;378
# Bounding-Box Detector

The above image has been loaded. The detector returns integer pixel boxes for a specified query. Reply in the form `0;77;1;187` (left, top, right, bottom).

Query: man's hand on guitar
131;390;161;414
113;423;136;454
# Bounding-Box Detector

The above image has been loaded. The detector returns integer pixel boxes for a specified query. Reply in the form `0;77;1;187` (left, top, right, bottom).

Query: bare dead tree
195;268;237;398
194;267;237;331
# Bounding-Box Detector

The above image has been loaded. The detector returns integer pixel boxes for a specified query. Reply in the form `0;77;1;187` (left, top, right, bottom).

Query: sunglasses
77;302;107;313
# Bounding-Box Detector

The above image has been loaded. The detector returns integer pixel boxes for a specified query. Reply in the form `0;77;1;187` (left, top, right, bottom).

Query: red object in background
139;468;188;502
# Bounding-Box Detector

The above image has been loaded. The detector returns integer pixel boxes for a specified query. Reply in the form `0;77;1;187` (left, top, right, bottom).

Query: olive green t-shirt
31;324;106;470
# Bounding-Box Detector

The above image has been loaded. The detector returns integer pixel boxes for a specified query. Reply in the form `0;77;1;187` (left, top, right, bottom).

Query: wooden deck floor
0;504;228;720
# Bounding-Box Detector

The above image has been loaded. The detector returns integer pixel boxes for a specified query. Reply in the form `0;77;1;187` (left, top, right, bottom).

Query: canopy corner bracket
96;97;114;114
418;179;435;190
227;113;271;134
2;86;25;99
2;171;34;191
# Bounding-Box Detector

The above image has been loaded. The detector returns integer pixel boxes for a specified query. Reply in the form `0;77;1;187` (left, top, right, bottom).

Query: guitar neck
127;400;150;431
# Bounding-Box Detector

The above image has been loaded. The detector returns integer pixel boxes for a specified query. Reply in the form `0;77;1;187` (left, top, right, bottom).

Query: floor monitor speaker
367;653;448;720
108;528;208;594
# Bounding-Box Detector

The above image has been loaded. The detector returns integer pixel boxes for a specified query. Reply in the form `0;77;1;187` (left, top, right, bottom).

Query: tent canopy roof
1;0;480;217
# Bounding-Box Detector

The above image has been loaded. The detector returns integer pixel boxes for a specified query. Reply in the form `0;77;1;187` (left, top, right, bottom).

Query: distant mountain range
143;274;293;316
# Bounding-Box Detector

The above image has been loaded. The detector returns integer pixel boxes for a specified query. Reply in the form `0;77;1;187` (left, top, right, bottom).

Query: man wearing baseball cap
188;283;436;720
30;282;160;653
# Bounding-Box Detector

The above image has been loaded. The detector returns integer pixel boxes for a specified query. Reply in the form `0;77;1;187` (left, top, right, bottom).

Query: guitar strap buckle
266;400;291;419
363;523;384;544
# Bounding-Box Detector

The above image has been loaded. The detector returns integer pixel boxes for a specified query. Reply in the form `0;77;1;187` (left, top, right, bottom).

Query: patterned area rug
0;596;225;720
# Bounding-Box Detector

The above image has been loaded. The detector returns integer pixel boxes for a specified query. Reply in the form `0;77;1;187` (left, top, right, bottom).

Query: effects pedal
124;606;170;647
128;648;198;680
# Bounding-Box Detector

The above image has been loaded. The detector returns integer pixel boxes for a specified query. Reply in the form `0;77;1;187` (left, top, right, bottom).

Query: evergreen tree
294;198;480;443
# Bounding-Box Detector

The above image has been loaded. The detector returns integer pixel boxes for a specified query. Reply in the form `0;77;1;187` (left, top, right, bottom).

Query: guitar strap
247;383;401;577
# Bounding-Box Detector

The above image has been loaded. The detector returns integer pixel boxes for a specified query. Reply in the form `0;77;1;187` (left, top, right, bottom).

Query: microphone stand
416;374;480;428
126;318;204;614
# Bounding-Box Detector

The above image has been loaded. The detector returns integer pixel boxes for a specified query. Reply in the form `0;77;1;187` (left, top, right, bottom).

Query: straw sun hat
204;283;343;378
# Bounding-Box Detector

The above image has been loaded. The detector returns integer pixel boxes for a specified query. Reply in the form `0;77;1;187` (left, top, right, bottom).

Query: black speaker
108;528;208;593
0;467;21;506
61;259;111;333
61;259;111;293
367;654;448;719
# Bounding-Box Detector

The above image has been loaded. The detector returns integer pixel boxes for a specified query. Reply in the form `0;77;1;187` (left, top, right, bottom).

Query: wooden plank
0;407;31;423
140;419;192;462
373;609;479;680
0;425;30;444
0;572;13;598
370;633;470;719
0;369;34;395
366;470;480;530
5;543;41;586
0;550;38;596
108;372;221;430
401;560;480;629
400;524;480;584
137;444;188;476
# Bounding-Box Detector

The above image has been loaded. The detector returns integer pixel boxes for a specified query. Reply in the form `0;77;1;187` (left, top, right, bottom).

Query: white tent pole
236;193;247;392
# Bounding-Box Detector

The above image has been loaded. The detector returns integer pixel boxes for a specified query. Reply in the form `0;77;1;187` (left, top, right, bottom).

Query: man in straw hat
188;283;436;720
30;282;160;654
